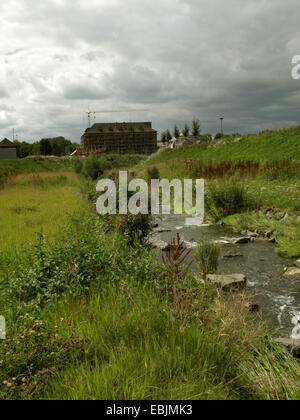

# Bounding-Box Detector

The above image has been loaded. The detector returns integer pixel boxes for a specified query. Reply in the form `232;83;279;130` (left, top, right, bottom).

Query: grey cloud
0;0;300;141
63;83;109;100
0;86;7;98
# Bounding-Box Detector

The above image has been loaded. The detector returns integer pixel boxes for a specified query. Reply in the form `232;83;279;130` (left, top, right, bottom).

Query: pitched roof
0;138;16;148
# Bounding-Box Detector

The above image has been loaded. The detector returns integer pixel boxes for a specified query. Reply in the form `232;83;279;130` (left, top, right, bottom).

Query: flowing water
150;214;300;339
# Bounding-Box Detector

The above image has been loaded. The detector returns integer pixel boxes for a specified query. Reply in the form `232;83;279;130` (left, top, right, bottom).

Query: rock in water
283;267;300;277
206;274;247;292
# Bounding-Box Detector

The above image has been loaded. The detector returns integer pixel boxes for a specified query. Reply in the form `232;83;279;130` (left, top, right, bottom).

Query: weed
118;213;153;245
195;241;220;277
205;181;260;222
0;313;84;400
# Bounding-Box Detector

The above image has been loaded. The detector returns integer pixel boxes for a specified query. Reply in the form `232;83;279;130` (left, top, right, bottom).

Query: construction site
80;121;157;155
77;110;157;155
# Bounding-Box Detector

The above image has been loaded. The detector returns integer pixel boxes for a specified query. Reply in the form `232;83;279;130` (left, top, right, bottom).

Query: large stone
147;237;169;250
274;338;300;358
274;211;287;221
153;227;172;233
241;230;258;238
231;237;251;244
220;236;250;245
283;267;300;277
206;273;247;292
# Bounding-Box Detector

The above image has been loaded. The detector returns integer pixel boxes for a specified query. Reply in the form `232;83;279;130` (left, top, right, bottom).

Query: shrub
215;132;223;139
73;157;83;174
7;216;108;306
195;241;220;277
205;181;260;222
118;214;153;245
82;153;103;180
147;166;160;182
201;133;212;142
0;313;84;400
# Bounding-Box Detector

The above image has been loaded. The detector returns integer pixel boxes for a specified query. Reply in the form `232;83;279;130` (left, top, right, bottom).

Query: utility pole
219;117;224;134
12;128;15;141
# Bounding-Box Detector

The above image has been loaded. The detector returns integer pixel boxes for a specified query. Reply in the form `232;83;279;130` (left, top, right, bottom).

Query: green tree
161;132;167;143
173;125;180;138
40;138;52;155
165;129;172;142
13;140;33;158
191;118;201;137
182;124;190;137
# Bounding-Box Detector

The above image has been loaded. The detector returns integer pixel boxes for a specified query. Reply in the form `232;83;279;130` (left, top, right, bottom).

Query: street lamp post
219;118;224;134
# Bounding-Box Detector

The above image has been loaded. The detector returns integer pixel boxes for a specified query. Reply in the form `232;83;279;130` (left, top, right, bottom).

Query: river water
149;214;300;339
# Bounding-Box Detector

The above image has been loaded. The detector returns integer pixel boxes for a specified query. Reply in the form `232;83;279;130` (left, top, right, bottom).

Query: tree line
160;118;205;143
13;137;79;158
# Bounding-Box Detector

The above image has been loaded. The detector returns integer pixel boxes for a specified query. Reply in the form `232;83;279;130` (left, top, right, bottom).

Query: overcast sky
0;0;300;142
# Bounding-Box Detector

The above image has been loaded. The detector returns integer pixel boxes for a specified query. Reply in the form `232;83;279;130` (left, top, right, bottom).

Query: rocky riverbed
148;214;300;341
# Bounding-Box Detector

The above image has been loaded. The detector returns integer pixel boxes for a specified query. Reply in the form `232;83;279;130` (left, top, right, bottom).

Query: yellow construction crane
85;109;150;128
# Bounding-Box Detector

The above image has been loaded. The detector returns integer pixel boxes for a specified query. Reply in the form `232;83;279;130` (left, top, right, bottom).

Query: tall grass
195;241;220;277
41;285;299;400
0;172;86;257
205;181;261;222
184;159;300;180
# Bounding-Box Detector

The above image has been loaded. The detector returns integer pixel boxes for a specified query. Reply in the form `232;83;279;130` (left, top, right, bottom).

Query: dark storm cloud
0;0;300;141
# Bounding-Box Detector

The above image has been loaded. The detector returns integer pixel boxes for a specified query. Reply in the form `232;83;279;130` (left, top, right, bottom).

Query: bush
0;313;84;400
73;157;83;174
83;153;103;180
118;214;153;245
205;181;260;222
195;241;220;277
7;215;108;306
215;132;223;139
201;133;212;142
147;166;160;182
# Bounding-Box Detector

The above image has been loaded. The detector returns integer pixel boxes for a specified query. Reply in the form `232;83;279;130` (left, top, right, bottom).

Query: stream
149;214;300;339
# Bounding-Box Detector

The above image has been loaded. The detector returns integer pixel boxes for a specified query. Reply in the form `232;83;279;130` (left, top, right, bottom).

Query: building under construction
81;122;157;155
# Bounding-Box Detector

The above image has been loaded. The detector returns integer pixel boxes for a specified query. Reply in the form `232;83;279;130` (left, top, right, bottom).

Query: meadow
0;172;85;258
0;143;299;400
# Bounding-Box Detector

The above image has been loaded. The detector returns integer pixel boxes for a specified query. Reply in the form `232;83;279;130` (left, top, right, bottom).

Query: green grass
195;241;220;277
205;181;261;223
132;126;300;259
43;287;295;400
148;126;300;164
0;172;86;258
0;151;299;400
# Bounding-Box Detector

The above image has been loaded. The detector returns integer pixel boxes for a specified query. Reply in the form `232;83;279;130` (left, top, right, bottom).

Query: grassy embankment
135;127;300;258
0;153;299;400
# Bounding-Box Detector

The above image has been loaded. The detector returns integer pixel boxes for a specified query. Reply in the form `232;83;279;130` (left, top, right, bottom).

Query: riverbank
0;158;299;400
